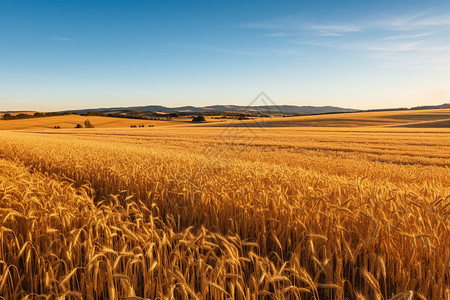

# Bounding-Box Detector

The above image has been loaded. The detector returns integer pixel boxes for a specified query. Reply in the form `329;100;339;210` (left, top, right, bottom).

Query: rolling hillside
63;104;355;115
206;108;450;128
0;115;178;130
1;108;449;130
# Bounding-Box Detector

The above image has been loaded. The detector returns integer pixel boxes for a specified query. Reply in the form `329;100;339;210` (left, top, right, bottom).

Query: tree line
1;112;72;120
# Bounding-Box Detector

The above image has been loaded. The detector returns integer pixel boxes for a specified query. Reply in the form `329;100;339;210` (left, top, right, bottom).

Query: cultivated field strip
32;127;450;165
0;128;449;299
18;127;450;182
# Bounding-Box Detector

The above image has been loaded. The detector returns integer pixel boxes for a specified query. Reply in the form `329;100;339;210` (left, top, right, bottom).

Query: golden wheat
0;125;449;299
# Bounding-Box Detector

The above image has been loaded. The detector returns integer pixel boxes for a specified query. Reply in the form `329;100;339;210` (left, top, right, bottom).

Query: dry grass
0;116;449;299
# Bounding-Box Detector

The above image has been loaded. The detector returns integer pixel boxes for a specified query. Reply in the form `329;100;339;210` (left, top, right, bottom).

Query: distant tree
16;113;30;119
75;124;83;128
2;113;12;120
34;112;44;118
84;119;94;128
87;111;106;116
192;115;206;122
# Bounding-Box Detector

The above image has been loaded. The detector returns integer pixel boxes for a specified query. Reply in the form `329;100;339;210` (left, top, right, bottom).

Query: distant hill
64;104;355;115
3;103;449;116
410;103;450;110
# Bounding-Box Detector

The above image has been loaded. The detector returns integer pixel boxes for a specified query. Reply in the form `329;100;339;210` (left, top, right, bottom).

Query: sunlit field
0;110;449;299
0;114;221;130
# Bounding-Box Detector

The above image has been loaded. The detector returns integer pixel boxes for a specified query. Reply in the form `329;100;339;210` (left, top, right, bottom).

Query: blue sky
1;0;450;111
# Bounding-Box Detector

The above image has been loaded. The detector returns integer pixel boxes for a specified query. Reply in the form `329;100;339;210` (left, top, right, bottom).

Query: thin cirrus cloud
245;12;450;69
296;39;425;52
259;32;292;37
399;14;450;28
382;32;434;40
244;18;363;36
308;24;363;35
244;12;450;36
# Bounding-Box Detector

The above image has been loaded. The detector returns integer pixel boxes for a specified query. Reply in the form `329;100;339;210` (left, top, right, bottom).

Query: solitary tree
192;115;206;122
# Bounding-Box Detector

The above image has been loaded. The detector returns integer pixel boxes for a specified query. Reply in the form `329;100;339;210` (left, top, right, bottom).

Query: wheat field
0;113;449;299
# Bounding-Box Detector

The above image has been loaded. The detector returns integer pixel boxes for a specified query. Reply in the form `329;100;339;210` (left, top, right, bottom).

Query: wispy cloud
244;18;364;37
260;32;291;37
404;15;450;28
308;24;363;35
383;32;434;40
377;12;427;30
245;11;450;69
364;41;425;52
367;12;450;32
293;39;425;52
244;12;450;35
